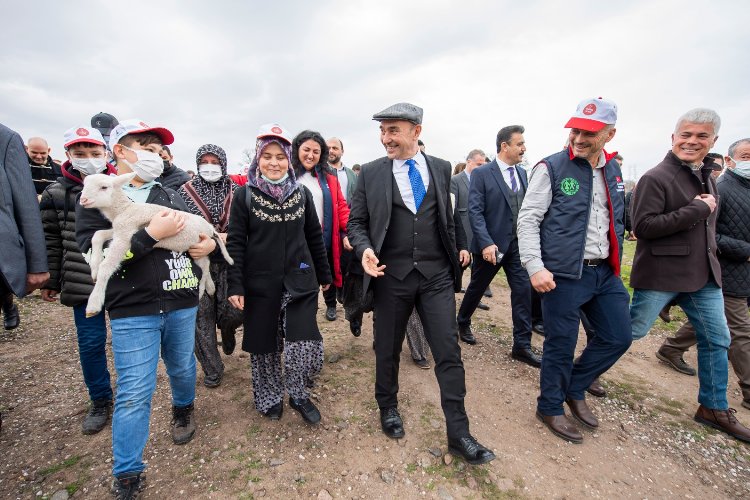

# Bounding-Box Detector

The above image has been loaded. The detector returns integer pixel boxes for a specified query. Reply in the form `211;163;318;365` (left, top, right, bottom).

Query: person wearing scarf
226;124;331;424
292;131;350;324
177;144;243;388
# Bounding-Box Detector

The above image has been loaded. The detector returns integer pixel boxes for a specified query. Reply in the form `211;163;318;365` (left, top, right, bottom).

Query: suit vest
379;175;450;280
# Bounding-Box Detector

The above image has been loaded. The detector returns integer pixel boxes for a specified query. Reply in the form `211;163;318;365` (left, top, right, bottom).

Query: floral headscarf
178;144;233;231
246;137;298;203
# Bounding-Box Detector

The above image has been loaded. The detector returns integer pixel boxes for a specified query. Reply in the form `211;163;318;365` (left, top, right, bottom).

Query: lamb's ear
113;172;138;188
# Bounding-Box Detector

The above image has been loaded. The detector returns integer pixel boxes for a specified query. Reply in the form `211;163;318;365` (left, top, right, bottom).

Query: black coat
347;154;463;293
226;185;331;354
39;163;96;306
715;170;750;297
157;163;191;191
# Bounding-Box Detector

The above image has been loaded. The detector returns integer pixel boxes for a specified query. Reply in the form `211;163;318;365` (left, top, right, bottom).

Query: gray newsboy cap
372;102;423;125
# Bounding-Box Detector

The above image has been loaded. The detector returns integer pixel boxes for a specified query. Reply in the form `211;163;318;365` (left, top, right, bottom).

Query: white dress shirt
496;158;520;191
332;164;349;202
392;152;430;214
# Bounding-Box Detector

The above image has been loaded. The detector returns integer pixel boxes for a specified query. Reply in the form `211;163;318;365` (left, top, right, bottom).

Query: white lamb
79;172;233;317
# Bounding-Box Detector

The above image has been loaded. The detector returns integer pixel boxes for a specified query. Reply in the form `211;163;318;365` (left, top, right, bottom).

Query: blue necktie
406;158;426;211
507;166;518;192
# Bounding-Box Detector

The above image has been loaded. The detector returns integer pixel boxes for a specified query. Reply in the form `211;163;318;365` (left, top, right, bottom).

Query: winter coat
715;170;750;297
39;162;116;307
157;162;191;191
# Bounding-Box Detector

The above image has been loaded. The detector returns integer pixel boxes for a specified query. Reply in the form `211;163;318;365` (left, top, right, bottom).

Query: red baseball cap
565;97;618;132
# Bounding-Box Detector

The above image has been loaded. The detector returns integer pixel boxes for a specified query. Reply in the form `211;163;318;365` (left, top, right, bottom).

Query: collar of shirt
122;180;157;203
464;169;471;182
593;151;607;169
393;152;426;170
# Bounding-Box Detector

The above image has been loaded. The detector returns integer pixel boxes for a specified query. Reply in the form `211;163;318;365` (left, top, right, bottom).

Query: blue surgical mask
262;172;289;185
732;159;750;179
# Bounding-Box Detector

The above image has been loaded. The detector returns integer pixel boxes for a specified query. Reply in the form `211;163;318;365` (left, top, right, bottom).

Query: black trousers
373;269;469;438
456;239;532;349
322;246;338;307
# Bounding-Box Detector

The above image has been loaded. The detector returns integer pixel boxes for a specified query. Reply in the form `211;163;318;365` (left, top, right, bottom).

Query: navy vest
539;149;625;279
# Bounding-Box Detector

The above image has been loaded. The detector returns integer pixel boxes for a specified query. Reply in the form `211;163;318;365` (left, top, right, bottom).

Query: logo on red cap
271;126;282;134
76;128;89;137
139;121;148;128
583;104;597;116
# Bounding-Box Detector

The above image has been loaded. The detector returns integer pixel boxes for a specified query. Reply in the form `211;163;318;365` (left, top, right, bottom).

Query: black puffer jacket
39;162;115;307
157;162;191;190
715;170;750;297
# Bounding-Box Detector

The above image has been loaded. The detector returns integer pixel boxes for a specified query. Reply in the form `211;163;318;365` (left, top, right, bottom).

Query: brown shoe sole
536;411;582;444
694;415;750;444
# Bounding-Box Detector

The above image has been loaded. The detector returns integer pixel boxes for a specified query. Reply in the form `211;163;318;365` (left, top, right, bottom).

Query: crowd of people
1;98;749;498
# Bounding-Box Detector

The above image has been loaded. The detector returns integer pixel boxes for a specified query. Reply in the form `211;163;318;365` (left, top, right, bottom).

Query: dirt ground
2;271;750;499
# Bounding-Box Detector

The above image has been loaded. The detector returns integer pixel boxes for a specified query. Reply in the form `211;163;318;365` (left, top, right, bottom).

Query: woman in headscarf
292;130;350;324
177;144;243;388
227;124;331;424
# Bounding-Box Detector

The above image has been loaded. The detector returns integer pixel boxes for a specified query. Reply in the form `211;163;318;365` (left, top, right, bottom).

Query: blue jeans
73;305;113;402
630;281;730;410
538;264;632;415
109;307;198;477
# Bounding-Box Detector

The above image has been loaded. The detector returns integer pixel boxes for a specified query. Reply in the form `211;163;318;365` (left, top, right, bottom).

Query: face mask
732;159;750;179
70;157;107;176
198;163;223;183
119;145;164;182
261;172;289;185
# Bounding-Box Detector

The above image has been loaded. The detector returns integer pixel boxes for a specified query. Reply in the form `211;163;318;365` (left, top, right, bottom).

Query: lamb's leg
196;257;214;298
89;229;114;281
86;234;133;317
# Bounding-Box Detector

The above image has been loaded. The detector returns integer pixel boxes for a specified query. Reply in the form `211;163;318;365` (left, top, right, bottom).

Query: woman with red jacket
292;130;350;323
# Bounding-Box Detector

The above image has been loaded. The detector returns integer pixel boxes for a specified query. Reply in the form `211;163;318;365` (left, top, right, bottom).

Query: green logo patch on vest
560;177;580;196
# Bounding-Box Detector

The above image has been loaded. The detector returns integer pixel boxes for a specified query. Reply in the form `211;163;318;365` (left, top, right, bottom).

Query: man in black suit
457;125;542;367
451;149;490;313
347;102;494;465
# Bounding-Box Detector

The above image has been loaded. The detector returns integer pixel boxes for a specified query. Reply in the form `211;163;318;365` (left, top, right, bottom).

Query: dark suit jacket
0;123;48;296
348;154;463;292
630;151;721;292
450;171;472;246
468;160;528;255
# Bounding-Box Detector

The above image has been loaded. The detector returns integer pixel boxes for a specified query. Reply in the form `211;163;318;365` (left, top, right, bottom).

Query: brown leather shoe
694;405;750;443
566;398;599;429
536;411;582;444
586;378;606;398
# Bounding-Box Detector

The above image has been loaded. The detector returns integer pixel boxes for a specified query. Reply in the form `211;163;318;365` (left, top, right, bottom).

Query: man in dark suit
347;102;494;465
456;126;541;367
1;123;49;430
451;149;490;312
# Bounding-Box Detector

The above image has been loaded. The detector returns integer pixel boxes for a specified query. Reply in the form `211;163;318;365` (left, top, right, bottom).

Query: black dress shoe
380;406;404;439
289;397;321;424
511;347;542;368
476;301;490;311
458;324;477;345
448;435;496;465
349;320;361;337
325;306;337;321
262;401;283;420
531;322;545;337
3;297;19;331
483;287;493;298
413;357;430;370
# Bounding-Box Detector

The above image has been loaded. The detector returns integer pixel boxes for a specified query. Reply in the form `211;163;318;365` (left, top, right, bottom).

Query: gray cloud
1;0;748;177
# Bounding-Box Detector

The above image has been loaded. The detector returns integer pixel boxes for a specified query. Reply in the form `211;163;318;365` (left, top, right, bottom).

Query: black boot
3;295;19;330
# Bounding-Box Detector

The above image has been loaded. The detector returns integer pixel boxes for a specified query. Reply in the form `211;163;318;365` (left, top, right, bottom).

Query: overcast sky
2;0;748;178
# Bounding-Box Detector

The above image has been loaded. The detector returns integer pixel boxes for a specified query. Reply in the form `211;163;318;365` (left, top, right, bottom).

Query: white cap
63;126;106;149
257;123;292;144
565;97;618;132
108;119;174;151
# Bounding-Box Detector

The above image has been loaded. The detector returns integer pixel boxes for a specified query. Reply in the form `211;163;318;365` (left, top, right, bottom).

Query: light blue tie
406;158;426;211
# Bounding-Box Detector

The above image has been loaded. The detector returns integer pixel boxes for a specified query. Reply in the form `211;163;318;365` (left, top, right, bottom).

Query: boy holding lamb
75;120;216;499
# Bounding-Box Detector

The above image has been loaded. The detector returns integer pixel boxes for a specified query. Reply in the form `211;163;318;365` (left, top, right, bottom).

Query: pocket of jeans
651;245;690;256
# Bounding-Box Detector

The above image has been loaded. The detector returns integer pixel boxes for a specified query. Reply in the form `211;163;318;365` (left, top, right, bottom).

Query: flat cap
372;102;423;125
